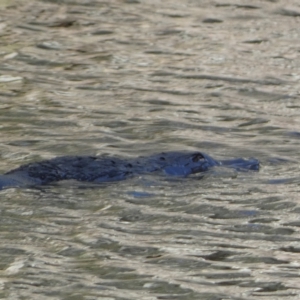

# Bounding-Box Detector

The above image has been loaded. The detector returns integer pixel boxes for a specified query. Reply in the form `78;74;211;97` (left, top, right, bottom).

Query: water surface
1;0;300;299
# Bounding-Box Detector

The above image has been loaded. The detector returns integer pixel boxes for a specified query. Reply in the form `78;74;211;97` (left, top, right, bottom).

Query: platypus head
163;151;220;176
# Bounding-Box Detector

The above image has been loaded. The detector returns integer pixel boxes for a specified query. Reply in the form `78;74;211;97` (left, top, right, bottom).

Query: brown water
1;0;300;299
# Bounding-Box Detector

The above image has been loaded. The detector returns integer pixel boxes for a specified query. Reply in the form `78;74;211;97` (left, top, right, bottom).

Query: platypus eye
192;153;204;162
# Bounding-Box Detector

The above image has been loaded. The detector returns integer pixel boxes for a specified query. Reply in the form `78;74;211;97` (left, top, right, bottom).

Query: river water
1;0;300;299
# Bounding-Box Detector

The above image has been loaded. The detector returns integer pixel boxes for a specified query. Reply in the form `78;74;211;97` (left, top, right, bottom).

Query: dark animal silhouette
0;151;259;190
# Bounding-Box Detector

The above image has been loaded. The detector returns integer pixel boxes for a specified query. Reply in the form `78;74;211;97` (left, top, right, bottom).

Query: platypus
0;151;259;190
